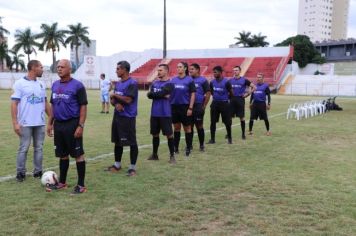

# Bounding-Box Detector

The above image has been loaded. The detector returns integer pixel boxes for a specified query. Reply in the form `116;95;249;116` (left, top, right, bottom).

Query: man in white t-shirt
10;60;51;182
99;73;111;114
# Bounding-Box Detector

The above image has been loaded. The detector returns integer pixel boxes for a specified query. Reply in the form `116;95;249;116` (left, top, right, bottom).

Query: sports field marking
0;112;286;183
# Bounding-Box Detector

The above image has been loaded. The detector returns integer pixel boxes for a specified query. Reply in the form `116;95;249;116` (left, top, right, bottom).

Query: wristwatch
78;123;84;128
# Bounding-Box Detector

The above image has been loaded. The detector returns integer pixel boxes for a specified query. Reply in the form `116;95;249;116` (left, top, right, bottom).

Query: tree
234;31;269;47
64;23;90;68
9;50;25;72
13;28;40;63
0;16;10;39
0;42;11;71
37;22;67;72
275;35;325;68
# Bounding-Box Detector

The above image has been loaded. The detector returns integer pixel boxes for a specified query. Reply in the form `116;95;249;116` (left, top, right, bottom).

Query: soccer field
0;89;355;235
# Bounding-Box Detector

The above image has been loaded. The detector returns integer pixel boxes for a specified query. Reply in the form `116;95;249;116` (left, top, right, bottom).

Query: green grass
0;89;355;235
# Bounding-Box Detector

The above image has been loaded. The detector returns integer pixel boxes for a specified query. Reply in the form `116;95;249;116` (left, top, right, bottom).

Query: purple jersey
150;80;173;117
252;83;270;103
210;78;232;102
50;78;88;121
170;76;196;105
230;77;251;97
114;77;138;117
193;76;210;104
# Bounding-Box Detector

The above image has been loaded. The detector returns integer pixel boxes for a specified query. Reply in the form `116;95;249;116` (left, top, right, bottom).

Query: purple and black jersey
113;77;138;117
149;80;173;117
170;76;196;105
193;76;210;104
210;78;232;102
50;78;88;121
251;83;271;104
230;76;251;97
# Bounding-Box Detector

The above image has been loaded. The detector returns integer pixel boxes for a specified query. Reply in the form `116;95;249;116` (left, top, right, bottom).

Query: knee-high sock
210;122;216;141
76;161;86;187
59;159;69;184
225;124;232;139
114;144;123;162
249;120;254;132
240;120;246;135
264;119;270;131
185;132;193;149
152;136;159;155
174;131;180;151
130;145;138;166
168;137;174;156
197;128;205;146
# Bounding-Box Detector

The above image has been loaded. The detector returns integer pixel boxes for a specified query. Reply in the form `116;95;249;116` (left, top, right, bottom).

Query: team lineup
11;59;271;194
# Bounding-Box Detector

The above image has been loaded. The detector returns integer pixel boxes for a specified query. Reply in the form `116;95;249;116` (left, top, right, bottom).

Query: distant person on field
248;73;271;136
106;60;139;176
11;60;50;182
147;64;176;164
46;59;88;194
99;73;111;114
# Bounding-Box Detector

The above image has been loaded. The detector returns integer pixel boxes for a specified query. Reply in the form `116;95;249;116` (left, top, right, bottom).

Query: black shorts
53;118;84;158
230;96;245;118
250;103;268;120
171;104;192;126
150;116;173;136
193;103;205;125
111;114;137;146
210;101;231;125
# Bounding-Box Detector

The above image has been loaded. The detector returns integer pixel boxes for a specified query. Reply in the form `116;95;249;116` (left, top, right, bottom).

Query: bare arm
202;91;211;110
74;105;87;138
11;100;21;136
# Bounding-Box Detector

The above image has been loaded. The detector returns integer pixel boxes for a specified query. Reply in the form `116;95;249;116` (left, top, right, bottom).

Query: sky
1;0;356;66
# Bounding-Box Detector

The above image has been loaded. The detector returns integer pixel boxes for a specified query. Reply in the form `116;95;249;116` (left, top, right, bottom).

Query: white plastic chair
287;103;301;120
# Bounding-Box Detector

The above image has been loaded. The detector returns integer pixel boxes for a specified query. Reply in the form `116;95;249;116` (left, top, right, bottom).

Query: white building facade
70;39;96;68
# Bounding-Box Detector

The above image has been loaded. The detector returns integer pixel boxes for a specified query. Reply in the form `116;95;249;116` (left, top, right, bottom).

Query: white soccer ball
40;171;58;186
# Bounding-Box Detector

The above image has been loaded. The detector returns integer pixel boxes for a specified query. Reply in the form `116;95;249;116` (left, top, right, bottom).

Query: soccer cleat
16;173;25;182
228;138;232;144
104;165;121;172
242;134;246;140
266;131;272;136
147;154;159;161
248;131;253;135
126;169;137;177
207;139;215;144
169;155;177;164
185;147;191;157
70;185;87;195
199;145;205;152
46;182;68;192
106;111;109;114
33;171;43;178
100;111;105;113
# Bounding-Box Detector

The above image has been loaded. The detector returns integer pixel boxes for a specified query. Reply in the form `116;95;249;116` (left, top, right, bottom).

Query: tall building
70;39;96;68
298;0;350;42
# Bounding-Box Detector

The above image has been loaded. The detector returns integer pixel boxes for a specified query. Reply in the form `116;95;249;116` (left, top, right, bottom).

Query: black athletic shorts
250;102;268;120
171;104;192;126
53;118;84;158
193;103;205;125
150;116;173;136
210;101;231;125
230;96;245;118
111;113;137;146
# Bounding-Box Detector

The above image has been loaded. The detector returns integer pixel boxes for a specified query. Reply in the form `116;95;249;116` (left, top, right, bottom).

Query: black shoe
242;134;246;140
126;169;137;177
207;140;215;144
147;154;159;160
185;147;191;157
199;145;205;152
169;155;177;164
228;138;232;144
106;111;109;114
16;173;25;182
33;171;42;178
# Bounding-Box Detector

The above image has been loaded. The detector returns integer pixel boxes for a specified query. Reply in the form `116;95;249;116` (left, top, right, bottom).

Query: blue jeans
16;126;45;174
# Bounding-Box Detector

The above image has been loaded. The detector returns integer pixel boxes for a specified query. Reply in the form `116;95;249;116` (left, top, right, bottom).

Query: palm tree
250;33;269;47
9;50;25;72
234;31;252;47
0;42;11;71
0;16;10;39
13;28;40;63
64;23;90;68
37;22;67;72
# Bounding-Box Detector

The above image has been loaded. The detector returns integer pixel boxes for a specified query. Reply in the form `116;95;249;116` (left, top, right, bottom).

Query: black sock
152;136;160;155
114;144;123;162
174;131;181;151
59;159;69;184
249;120;254;132
185;132;193;149
226;124;232;139
264;119;270;131
197;128;205;146
130;145;138;165
76;161;86;187
241;120;246;136
168;137;174;156
210;122;216;141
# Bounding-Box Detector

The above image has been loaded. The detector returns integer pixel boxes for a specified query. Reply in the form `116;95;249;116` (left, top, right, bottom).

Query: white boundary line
0;112;286;183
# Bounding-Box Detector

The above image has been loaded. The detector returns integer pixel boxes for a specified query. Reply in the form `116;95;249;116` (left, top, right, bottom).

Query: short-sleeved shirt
100;78;111;94
113;77;138;117
210;78;232;102
252;83;270;103
193;76;210;104
170;76;196;105
50;78;88;121
230;77;251;97
150;80;173;117
11;77;47;126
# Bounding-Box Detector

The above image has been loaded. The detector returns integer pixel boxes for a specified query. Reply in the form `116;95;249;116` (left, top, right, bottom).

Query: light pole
163;0;167;58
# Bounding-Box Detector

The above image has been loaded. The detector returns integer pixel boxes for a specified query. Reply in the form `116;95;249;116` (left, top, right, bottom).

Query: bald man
46;59;88;194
